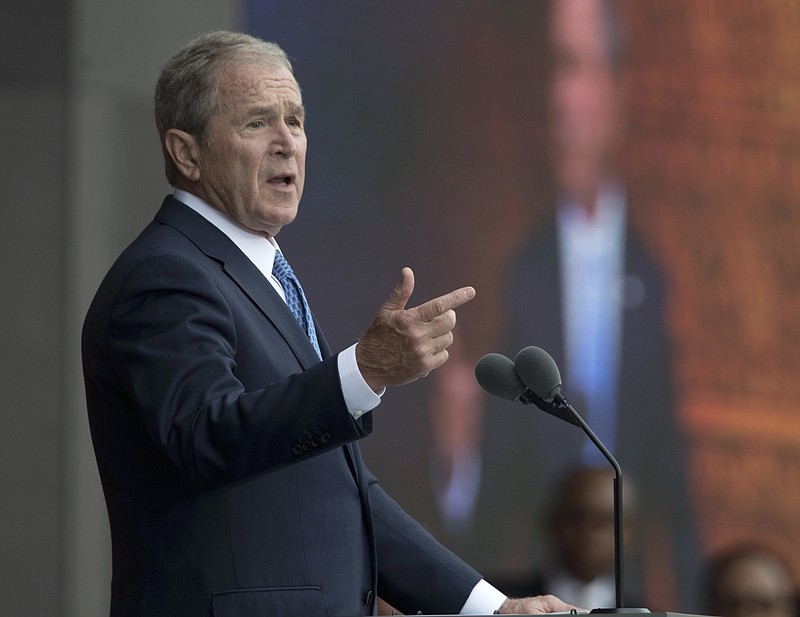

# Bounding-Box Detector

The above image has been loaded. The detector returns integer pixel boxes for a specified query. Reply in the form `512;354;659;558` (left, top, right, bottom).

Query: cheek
295;160;307;193
296;140;308;171
206;153;241;182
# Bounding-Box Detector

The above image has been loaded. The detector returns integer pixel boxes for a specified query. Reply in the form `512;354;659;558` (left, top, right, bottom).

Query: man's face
550;0;621;202
552;471;617;583
194;61;307;237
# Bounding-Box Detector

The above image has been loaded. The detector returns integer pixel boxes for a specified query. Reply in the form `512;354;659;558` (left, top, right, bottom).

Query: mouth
268;173;295;188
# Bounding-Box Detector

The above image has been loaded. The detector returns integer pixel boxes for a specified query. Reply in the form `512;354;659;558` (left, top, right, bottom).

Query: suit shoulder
84;222;223;330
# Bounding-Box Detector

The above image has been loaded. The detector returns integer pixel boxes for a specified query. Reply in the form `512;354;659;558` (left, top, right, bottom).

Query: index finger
411;286;476;322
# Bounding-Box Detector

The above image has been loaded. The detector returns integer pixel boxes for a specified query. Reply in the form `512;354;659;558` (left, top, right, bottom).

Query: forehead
723;558;793;592
551;0;608;60
215;61;302;110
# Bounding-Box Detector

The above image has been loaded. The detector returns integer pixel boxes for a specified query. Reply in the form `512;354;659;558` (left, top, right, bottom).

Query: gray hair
154;31;294;185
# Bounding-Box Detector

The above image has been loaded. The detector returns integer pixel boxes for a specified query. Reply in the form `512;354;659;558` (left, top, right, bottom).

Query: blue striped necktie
271;250;321;358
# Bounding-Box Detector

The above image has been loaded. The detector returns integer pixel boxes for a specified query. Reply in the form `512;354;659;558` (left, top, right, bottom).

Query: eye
248;120;265;129
287;117;303;129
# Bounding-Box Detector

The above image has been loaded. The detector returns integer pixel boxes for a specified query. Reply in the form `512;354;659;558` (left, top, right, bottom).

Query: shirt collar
173;189;280;281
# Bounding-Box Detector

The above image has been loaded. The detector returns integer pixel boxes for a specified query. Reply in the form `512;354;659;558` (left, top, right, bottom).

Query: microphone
513;345;563;401
474;353;531;403
477;346;648;613
475;352;580;426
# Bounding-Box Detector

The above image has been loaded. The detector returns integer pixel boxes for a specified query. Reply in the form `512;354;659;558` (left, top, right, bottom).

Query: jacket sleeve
365;465;483;615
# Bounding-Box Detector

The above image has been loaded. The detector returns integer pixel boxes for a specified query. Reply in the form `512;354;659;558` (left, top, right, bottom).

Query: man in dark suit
81;31;574;617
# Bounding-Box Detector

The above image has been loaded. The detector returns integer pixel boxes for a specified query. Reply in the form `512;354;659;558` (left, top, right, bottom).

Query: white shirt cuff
337;343;383;419
460;579;507;615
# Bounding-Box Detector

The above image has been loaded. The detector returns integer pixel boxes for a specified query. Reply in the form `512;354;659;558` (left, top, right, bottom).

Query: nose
270;121;297;157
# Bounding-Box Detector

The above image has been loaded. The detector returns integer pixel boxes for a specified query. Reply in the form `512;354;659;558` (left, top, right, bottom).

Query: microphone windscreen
475;353;525;401
514;346;563;400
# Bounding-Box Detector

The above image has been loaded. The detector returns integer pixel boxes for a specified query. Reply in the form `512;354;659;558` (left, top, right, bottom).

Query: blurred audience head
546;465;637;583
705;544;797;617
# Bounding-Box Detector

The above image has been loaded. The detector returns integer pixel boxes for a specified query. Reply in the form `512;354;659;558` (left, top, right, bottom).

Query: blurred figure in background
465;0;701;608
422;0;701;608
492;465;642;609
704;545;798;617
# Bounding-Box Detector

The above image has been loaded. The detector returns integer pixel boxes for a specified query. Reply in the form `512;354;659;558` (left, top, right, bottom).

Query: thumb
381;267;415;312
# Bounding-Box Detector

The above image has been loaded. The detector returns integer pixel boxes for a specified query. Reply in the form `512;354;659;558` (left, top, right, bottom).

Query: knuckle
394;312;414;333
408;324;426;345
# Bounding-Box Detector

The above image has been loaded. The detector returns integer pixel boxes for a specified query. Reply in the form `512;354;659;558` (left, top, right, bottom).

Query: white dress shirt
557;183;626;464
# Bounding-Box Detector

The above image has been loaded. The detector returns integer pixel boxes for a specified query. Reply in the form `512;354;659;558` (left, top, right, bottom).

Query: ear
164;128;202;182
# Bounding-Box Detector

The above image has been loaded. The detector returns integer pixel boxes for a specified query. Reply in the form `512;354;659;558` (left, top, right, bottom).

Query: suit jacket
82;196;481;617
476;214;700;609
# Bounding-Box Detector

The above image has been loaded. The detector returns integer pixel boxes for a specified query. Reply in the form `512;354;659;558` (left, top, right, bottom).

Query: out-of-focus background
3;1;800;615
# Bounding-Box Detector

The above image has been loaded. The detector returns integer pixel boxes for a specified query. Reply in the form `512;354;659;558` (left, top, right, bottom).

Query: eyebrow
287;102;306;120
247;102;305;119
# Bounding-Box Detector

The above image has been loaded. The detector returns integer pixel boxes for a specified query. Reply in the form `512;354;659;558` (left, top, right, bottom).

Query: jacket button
320;432;331;444
302;440;313;451
364;589;374;605
292;444;303;455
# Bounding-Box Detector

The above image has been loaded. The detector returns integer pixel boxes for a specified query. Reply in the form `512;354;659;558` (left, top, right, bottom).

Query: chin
266;207;299;232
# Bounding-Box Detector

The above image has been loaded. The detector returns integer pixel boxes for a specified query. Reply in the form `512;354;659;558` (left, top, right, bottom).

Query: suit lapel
154;196;324;369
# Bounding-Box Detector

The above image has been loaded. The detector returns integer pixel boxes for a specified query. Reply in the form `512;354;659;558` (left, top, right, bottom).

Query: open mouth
269;174;295;186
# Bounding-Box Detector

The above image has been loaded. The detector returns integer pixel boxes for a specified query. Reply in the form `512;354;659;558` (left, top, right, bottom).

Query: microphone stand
524;390;649;614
